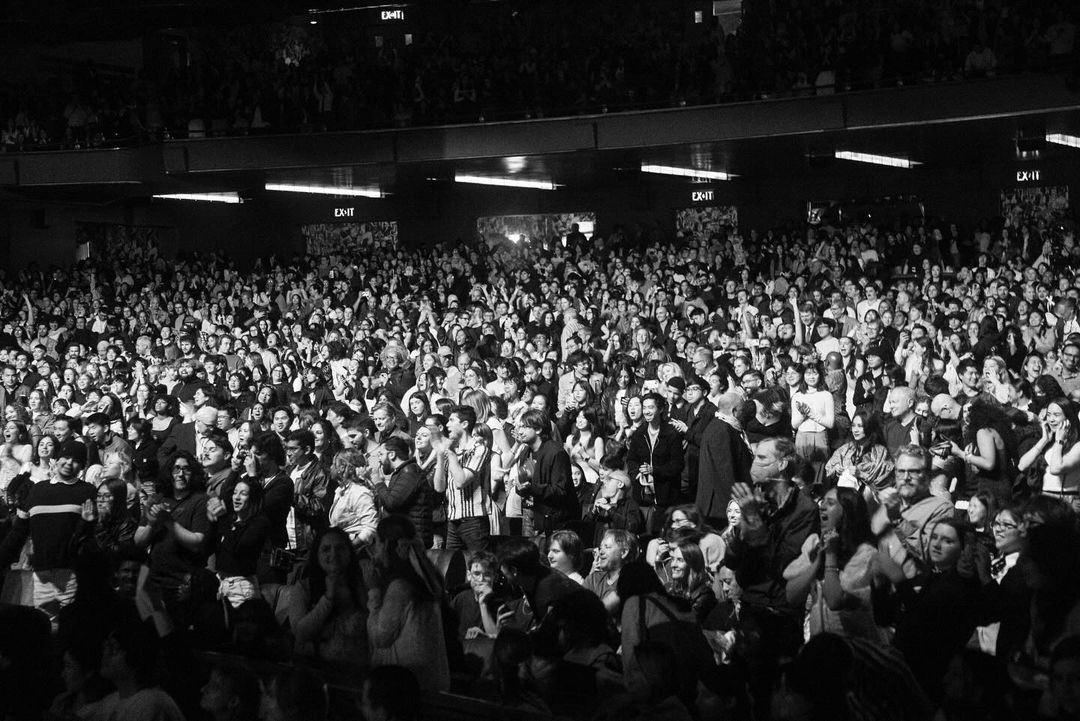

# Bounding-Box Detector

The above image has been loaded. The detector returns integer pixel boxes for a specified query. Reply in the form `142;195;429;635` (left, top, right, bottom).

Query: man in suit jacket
158;406;218;467
696;392;753;526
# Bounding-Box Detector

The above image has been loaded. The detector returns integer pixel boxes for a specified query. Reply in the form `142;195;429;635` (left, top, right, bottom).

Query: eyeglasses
173;465;192;474
991;520;1019;531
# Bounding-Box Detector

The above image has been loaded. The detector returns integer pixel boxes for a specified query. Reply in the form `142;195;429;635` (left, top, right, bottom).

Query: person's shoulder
581;569;607;591
450;587;474;606
125;687;184;720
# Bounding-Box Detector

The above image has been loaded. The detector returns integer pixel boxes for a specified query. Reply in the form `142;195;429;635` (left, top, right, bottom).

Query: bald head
930;393;961;420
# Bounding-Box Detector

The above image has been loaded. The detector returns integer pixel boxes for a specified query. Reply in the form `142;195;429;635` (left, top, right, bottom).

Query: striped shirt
0;478;96;571
446;438;490;521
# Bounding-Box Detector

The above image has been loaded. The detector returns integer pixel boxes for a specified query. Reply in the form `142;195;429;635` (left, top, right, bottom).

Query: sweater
0;478;96;571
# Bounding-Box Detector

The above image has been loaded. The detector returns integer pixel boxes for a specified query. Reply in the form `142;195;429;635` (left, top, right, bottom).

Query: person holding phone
1018;397;1080;512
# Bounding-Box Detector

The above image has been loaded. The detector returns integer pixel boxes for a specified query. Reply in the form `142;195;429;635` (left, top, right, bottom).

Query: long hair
851;409;885;448
833;488;875;566
660;504;715;540
304;527;361;605
962;397;1019;462
799;361;828;392
462;388;493;424
231;476;265;523
569;407;598;444
666;530;709;598
1045;398;1080;453
97;477;128;523
548;529;584;574
373;515;443;601
1031;375;1065;414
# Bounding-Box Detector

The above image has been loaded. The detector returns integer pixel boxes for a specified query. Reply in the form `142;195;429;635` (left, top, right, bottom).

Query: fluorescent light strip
265;183;384;198
640;164;735;181
454;174;556;190
153;192;241;203
1047;133;1080;149
834;151;920;168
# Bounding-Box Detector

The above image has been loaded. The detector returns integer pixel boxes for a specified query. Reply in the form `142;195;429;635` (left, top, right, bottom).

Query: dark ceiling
0;0;481;42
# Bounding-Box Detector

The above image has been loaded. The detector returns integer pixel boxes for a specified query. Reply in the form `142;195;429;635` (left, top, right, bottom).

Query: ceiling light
1046;133;1080;149
640;164;735;181
153;192;241;203
834;151;920;168
265;183;384;198
454;174;556;190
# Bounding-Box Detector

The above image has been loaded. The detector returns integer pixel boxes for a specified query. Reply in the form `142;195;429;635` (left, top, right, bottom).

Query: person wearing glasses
973;504;1031;661
1050;341;1080;397
873;444;955;579
135;450;213;626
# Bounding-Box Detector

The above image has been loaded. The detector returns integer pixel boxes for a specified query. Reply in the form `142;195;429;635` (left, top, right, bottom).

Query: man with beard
371;436;435;548
873;444;954;578
1051;341;1080;396
726;437;818;717
172;358;202;405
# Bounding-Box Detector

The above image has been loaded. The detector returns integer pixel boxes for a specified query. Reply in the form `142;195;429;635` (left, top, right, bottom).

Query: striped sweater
0;479;96;571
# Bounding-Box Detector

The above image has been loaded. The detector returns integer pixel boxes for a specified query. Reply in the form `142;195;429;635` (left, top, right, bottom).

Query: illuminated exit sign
1016;169;1041;183
381;9;405;20
692;189;714;202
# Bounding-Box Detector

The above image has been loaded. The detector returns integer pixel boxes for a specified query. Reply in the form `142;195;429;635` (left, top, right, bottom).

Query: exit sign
381;9;405;20
1016;169;1041;182
692;190;714;202
334;207;355;218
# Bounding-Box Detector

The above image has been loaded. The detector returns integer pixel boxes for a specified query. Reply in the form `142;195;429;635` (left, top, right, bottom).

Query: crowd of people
0;208;1078;721
2;0;1076;151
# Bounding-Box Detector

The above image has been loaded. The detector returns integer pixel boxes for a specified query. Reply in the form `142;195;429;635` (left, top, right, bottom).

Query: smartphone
954;500;970;512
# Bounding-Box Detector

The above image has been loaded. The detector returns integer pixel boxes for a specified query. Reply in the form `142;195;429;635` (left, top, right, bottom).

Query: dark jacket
284;460;333;552
695;417;752;519
682;400;717;493
725;487;818;617
252;472;294;550
890;569;981;702
518;439;580;534
157;422;196;466
626;423;685;507
373;459;436;545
